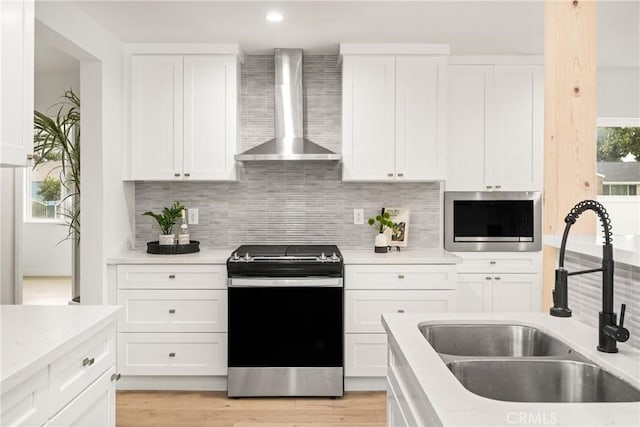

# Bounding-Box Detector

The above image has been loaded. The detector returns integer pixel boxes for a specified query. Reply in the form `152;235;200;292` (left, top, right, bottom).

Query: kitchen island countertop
0;305;122;393
383;311;640;426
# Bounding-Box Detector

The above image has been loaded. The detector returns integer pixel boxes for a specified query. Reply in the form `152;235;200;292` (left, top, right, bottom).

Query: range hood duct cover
235;48;340;161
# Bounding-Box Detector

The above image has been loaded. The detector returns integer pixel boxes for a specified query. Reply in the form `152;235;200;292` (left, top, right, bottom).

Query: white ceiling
35;0;639;73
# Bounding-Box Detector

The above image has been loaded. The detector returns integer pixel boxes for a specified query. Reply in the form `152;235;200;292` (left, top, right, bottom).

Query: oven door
228;278;343;368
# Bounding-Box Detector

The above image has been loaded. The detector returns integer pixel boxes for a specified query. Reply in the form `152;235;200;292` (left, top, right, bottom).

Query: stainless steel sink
447;359;640;403
419;324;573;357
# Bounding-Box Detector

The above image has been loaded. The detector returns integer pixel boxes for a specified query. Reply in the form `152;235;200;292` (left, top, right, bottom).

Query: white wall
36;2;131;304
1;170;18;303
22;223;72;276
598;67;640;118
34;68;80;112
598;196;640;235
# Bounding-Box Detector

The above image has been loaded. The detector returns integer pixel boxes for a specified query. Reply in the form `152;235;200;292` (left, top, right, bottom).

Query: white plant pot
159;234;175;245
374;233;389;253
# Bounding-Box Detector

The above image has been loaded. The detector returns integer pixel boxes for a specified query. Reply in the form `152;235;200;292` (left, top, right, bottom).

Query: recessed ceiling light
265;12;284;22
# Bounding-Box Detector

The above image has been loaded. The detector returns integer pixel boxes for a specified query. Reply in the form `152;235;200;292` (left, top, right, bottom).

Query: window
23;162;68;222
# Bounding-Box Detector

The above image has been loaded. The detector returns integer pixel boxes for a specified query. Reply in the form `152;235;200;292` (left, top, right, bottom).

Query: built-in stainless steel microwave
444;191;542;252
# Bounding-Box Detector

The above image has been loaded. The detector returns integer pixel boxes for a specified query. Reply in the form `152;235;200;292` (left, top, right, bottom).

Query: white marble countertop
382;312;640;426
0;305;123;392
107;248;460;265
544;234;640;267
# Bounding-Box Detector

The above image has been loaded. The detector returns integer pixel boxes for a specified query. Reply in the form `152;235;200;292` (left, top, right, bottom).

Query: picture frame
383;207;410;247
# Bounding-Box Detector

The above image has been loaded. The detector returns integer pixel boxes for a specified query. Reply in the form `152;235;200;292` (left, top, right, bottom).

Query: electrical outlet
353;209;364;225
188;208;199;225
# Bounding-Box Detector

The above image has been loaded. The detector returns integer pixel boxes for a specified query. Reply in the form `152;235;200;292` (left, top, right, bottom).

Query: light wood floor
22;276;72;305
116;391;386;427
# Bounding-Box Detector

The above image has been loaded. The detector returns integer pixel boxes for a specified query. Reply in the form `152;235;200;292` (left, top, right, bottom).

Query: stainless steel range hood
235;49;340;161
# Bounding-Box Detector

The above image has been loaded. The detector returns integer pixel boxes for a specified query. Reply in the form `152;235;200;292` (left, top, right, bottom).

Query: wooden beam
543;0;598;310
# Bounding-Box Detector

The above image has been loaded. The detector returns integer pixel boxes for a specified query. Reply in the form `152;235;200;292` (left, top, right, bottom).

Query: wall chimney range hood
235;48;340;161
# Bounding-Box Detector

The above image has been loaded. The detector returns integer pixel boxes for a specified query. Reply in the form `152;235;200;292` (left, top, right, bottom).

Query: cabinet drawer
345;264;456;290
117;264;227;289
345;334;387;377
118;289;227;332
454;253;541;273
1;368;48;427
50;324;116;414
345;290;454;333
118;333;227;376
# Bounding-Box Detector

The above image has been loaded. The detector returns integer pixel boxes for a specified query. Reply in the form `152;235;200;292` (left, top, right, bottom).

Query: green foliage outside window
37;177;61;201
597;127;640;161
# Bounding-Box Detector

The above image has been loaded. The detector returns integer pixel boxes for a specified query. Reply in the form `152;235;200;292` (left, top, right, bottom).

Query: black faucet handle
603;304;630;344
619;303;626;328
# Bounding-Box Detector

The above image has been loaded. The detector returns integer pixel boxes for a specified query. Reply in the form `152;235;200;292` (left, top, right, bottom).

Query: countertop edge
543;234;640;267
1;306;123;392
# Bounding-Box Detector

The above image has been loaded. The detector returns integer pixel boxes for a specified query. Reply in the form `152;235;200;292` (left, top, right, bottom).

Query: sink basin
419;324;573;357
447;359;640;403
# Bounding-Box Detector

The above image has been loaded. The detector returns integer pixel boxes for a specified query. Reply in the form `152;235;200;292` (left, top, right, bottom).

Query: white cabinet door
446;65;494;191
395;56;446;180
345;334;388;377
47;368;116;427
456;274;491;312
491;273;541;313
493;65;543;191
131;55;183;180
183;56;238;180
0;0;34;167
342;55;396;181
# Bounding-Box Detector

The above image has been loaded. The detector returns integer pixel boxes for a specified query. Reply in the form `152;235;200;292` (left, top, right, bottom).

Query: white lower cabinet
344;264;456;380
0;368;48;427
113;263;228;388
46;368;116;427
454;252;542;313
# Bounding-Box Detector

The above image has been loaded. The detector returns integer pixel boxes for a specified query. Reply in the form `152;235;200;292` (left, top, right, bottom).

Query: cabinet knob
169;309;176;314
398;274;405;279
174;173;181;177
486;185;493;189
397;173;404;177
494;277;501;280
82;357;95;367
169;274;176;279
387;173;394;177
26;154;34;160
111;373;122;382
184;173;190;177
397;309;405;313
489;261;496;265
169;352;176;357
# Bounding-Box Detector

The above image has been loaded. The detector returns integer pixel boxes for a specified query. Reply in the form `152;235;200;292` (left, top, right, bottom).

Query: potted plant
33;89;81;302
143;201;185;245
368;211;398;253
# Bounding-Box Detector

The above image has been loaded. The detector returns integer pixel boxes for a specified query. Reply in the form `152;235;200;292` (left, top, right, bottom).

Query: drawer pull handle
486;277;492;280
398;309;405;313
82;357;95;367
494;277;501;280
489;261;496;265
387;173;394;177
398;274;405;279
169;309;176;314
174;173;181;177
397;173;404;177
486;185;493;189
169;274;176;279
169;352;176;357
495;185;502;189
184;173;191;177
111;373;122;382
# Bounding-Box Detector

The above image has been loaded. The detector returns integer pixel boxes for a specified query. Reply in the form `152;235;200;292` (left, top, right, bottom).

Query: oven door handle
228;278;343;288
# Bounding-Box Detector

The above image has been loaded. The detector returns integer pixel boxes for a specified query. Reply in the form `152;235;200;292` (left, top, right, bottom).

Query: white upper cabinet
341;45;448;182
129;51;239;181
0;0;34;167
446;60;543;191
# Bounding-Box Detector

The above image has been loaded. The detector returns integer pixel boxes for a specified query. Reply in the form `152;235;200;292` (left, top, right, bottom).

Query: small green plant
143;201;185;235
37;176;61;201
368;211;398;234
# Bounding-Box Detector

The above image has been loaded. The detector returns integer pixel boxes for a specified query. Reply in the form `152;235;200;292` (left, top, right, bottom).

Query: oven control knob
331;252;339;261
244;252;251;261
233;252;240;261
319;252;327;261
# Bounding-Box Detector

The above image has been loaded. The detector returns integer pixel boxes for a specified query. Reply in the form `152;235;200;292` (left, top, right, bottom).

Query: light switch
353;209;364;225
188;208;199;225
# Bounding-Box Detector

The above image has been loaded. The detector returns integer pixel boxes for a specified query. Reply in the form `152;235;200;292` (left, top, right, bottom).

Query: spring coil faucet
550;200;630;353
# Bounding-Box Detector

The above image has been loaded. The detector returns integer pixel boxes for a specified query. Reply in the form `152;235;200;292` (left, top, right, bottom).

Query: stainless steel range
226;245;344;397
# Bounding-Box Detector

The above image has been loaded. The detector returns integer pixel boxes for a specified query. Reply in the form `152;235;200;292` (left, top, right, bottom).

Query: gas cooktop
226;245;343;277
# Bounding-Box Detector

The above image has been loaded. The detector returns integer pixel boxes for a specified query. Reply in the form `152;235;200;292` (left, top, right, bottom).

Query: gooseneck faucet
550;200;630;353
